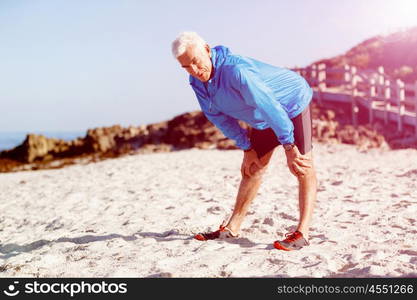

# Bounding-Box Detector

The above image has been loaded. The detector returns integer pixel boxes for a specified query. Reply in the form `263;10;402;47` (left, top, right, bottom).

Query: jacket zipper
204;82;213;112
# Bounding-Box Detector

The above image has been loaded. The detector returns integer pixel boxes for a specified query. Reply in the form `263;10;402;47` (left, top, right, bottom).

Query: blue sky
1;0;417;132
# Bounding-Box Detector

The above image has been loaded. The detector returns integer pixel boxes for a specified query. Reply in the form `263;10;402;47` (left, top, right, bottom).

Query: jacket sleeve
194;92;251;150
233;66;295;144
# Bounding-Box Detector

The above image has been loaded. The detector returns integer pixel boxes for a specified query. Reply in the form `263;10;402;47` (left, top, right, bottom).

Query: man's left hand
285;145;312;177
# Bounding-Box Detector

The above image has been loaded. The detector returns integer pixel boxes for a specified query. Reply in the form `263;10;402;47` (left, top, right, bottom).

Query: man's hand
241;149;264;177
285;145;312;177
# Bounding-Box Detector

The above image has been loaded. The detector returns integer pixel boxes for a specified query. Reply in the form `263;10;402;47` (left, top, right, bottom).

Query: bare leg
295;150;317;240
225;150;274;233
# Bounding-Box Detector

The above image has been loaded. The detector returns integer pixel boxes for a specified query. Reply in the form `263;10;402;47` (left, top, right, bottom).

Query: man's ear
205;44;211;57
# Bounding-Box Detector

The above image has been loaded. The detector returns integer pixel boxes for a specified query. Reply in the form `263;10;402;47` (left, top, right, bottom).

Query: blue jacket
189;45;313;150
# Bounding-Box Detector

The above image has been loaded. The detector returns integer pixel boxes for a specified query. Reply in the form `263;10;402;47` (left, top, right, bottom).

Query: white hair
171;31;207;58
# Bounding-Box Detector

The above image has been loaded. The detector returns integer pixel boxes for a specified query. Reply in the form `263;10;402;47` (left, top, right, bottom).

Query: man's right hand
241;149;264;177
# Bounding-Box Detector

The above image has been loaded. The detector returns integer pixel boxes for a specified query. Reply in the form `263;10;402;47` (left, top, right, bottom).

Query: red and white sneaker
273;231;309;251
194;224;239;241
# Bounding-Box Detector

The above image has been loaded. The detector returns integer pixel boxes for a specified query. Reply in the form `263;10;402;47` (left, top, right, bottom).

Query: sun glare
384;0;417;29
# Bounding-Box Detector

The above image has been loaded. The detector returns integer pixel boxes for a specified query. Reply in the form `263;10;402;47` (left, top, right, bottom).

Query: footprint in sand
317;186;326;192
219;270;232;277
207;206;223;215
338;262;359;273
278;212;298;222
262;217;274;226
203;199;216;203
399;250;417;256
309;234;337;245
396;169;417;177
346;210;369;219
146;272;173;278
45;219;65;231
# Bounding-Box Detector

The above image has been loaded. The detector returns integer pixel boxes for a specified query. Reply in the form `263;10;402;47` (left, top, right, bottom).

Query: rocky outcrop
0;134;80;163
311;103;388;150
0;112;232;171
163;111;244;150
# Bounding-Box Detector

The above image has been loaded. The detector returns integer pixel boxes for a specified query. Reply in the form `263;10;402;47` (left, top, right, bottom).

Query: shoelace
201;225;236;240
284;231;302;243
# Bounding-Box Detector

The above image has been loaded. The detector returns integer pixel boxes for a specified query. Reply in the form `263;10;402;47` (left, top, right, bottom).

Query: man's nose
189;64;199;74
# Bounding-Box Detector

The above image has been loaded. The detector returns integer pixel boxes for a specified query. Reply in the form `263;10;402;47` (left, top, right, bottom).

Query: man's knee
241;149;274;179
244;162;268;179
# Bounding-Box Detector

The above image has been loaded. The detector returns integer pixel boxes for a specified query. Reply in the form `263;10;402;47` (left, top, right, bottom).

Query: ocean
0;131;86;152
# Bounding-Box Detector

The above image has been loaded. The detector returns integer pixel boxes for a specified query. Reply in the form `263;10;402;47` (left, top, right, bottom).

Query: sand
0;142;417;278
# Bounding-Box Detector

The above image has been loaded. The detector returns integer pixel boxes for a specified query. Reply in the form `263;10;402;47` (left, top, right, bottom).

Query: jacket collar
206;47;217;84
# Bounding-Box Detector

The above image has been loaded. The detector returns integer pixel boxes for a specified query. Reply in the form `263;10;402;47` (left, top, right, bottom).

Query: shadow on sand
0;230;187;260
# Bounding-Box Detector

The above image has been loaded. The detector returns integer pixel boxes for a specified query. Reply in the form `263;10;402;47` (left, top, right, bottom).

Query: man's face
177;44;212;82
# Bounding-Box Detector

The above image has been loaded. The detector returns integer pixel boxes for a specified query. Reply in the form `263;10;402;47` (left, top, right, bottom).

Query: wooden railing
290;64;417;138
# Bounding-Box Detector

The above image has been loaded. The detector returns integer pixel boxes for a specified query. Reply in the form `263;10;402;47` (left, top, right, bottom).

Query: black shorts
249;103;313;159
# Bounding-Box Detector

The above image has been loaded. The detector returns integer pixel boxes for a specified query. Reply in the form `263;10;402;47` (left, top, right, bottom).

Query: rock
163;111;220;149
0;134;68;163
85;125;123;153
146;122;169;145
311;101;390;150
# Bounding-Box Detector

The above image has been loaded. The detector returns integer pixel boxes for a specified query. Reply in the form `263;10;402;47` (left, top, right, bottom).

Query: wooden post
414;82;417;138
344;65;351;90
384;79;391;125
311;64;317;87
317;89;322;107
369;78;376;123
303;67;308;84
351;67;358;127
377;66;385;99
317;63;326;106
396;79;405;132
350;66;357;81
378;66;384;78
318;63;327;90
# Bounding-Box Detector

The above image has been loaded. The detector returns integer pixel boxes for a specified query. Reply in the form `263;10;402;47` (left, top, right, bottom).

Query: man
172;32;317;251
